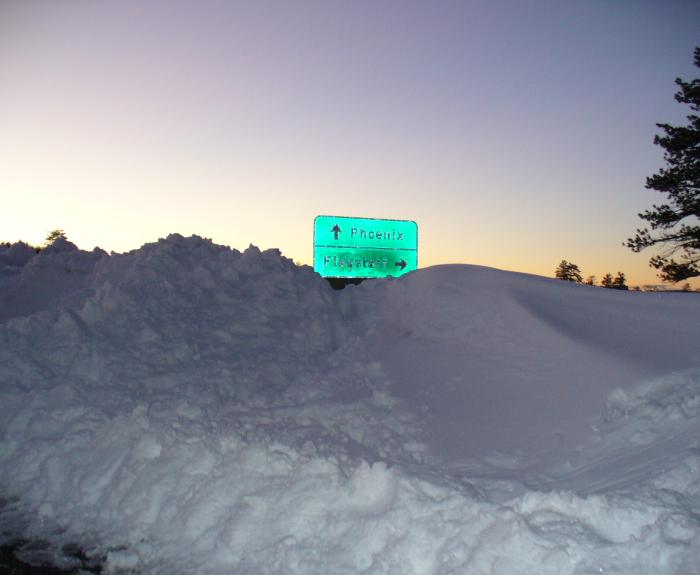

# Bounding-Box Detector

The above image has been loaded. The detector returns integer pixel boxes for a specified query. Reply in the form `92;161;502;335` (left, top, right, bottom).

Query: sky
1;0;699;287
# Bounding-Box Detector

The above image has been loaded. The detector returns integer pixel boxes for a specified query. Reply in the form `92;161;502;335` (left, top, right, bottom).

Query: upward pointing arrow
331;224;342;240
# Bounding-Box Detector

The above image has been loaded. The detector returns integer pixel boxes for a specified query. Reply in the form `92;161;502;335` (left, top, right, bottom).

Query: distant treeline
554;260;699;292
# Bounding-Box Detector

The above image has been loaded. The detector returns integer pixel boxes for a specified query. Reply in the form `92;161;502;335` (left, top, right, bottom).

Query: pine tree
555;260;583;282
45;229;67;245
626;47;700;282
612;272;628;291
601;272;628;290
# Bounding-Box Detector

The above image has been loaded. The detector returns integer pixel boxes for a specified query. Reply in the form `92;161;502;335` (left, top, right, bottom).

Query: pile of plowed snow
1;235;699;574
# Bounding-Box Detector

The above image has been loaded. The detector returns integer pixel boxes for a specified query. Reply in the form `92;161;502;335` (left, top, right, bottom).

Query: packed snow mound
1;235;699;574
0;239;106;322
79;234;343;381
41;236;80;255
0;241;38;271
357;265;700;469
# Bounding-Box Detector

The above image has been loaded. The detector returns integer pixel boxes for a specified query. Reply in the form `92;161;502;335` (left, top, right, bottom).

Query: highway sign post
314;215;418;279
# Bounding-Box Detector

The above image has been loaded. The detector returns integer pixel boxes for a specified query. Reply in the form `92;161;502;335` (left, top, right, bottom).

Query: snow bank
357;264;700;466
0;238;106;322
1;235;699;574
0;241;37;271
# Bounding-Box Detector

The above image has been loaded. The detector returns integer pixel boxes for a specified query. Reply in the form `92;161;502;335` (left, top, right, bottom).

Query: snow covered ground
1;234;699;574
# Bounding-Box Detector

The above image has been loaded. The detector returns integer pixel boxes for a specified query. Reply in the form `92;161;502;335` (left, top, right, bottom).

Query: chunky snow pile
1;234;699;574
0;238;106;322
0;241;37;272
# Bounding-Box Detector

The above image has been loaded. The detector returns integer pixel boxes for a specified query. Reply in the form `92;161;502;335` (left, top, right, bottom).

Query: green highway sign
314;215;418;278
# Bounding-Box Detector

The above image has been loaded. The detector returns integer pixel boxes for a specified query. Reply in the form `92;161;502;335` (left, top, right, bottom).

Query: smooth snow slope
358;265;700;486
1;235;699;574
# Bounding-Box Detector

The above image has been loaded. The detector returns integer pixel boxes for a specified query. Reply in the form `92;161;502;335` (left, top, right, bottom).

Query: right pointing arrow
395;258;407;270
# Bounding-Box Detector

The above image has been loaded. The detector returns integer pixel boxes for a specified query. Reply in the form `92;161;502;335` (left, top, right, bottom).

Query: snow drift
1;234;699;574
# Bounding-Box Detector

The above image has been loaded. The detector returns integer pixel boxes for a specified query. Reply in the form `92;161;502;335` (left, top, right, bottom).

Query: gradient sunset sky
2;0;699;286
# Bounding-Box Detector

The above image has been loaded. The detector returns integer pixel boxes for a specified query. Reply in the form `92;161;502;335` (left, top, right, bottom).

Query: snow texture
1;234;699;574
